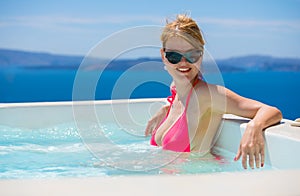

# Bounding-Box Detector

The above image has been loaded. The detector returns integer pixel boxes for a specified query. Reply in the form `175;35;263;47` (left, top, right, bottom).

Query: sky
0;0;300;59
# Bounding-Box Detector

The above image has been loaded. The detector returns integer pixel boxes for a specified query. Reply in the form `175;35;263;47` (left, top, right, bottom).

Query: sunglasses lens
185;50;202;63
165;52;182;64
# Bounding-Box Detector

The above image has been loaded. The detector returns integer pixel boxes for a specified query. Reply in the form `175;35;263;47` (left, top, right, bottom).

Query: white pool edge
0;98;167;108
1;169;300;196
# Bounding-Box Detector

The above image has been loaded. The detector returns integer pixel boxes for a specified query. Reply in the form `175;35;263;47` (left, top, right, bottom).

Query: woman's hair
161;14;205;50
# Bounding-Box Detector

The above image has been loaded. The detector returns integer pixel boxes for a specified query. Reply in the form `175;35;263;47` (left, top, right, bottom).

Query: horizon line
1;47;300;61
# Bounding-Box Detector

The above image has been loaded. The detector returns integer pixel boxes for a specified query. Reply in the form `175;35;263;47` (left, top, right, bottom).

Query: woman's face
161;36;202;83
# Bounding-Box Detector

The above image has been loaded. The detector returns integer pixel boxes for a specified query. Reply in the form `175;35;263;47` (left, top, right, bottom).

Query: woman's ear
160;48;166;62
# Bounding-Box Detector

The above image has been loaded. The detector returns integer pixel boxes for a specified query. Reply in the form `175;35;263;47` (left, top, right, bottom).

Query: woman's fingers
255;145;263;168
234;148;242;161
144;119;155;136
242;152;248;169
248;152;255;169
238;142;264;169
260;147;265;167
255;153;260;168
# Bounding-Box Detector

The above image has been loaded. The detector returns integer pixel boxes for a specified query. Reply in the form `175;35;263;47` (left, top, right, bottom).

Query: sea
0;68;299;120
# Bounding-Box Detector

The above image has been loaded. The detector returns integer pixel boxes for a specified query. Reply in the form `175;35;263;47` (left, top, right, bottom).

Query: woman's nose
180;57;188;64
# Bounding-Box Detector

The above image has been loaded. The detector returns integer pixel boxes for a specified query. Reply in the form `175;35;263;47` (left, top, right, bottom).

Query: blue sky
0;0;300;59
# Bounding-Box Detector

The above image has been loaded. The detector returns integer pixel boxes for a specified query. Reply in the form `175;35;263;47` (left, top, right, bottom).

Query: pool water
0;123;272;179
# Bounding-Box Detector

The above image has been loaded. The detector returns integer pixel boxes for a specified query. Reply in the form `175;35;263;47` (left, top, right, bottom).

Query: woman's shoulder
197;80;218;91
196;81;228;97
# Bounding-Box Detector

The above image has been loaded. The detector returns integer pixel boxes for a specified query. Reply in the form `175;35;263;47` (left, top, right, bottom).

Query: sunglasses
164;48;203;64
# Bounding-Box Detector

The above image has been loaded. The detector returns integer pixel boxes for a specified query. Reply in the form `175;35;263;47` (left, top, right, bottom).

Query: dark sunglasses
164;48;203;64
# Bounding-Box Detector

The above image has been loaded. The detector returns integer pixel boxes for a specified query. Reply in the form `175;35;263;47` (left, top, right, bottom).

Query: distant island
1;48;300;72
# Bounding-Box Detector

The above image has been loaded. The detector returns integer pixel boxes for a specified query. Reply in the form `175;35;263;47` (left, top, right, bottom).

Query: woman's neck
174;76;199;101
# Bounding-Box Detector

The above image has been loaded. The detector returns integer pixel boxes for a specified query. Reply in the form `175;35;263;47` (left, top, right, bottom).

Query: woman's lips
176;67;191;73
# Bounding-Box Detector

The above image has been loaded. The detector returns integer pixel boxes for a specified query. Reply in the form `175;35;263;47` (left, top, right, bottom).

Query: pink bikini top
150;79;199;152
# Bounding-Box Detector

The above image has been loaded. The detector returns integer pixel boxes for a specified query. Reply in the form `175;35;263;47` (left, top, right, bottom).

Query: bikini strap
167;77;199;109
167;86;176;105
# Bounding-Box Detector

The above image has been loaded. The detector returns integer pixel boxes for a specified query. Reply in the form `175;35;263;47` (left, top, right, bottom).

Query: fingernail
233;157;237;161
261;163;264;167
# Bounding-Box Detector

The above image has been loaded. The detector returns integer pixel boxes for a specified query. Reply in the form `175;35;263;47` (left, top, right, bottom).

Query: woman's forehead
164;36;195;52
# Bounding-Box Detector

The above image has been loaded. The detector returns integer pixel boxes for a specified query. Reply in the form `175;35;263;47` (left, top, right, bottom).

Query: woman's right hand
144;105;169;136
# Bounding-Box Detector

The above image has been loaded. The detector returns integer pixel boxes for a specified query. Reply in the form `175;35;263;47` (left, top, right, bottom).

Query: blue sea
0;68;299;120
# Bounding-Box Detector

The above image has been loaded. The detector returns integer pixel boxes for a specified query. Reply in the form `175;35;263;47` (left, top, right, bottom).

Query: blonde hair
161;14;205;50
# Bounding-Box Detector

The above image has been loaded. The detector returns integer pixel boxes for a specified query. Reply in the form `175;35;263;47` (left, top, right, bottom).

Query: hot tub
0;98;299;195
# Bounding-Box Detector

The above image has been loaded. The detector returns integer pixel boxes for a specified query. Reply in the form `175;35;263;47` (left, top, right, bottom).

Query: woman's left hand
145;105;169;137
234;121;265;169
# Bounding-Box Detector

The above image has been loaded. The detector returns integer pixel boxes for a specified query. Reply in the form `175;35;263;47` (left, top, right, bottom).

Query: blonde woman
145;14;282;169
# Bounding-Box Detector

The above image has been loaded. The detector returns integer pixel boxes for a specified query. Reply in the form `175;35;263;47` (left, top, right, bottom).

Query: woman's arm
145;81;175;137
144;104;170;137
216;86;282;169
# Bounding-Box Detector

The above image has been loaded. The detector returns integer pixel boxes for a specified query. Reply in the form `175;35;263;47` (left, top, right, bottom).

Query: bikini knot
167;86;177;104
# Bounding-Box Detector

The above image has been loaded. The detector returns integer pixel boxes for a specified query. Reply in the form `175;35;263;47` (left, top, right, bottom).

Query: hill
1;49;300;72
0;49;83;69
217;55;300;72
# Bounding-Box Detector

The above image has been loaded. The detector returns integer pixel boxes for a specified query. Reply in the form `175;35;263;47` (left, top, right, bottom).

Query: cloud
2;14;299;39
198;17;300;31
3;14;299;33
0;14;163;29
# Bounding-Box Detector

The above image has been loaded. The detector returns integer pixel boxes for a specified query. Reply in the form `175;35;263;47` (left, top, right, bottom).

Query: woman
144;14;282;169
